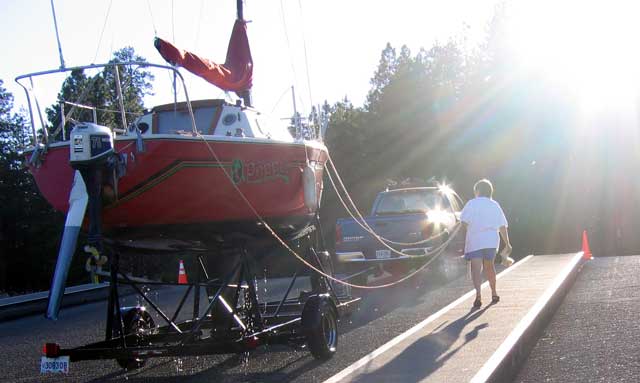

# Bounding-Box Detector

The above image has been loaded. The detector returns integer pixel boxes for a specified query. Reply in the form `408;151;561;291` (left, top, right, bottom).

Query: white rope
326;166;450;252
326;156;463;247
193;126;462;289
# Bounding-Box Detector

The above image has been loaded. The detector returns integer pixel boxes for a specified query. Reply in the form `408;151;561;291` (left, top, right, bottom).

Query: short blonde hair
474;179;493;198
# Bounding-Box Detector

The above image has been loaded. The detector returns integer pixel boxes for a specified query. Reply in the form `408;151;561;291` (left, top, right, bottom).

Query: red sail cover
155;19;253;92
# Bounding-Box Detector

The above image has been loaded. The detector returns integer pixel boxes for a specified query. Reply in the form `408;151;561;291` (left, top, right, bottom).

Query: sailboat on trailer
20;5;327;243
17;1;327;320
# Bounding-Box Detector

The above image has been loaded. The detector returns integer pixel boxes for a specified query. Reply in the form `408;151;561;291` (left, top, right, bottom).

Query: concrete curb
471;252;585;383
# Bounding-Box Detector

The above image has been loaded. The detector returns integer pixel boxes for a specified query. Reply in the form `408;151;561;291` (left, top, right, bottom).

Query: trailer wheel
302;296;338;360
116;307;155;370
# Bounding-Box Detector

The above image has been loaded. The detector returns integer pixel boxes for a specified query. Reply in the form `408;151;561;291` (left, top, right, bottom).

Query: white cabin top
131;99;294;142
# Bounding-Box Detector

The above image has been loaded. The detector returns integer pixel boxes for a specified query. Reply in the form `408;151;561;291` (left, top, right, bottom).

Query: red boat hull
28;137;327;238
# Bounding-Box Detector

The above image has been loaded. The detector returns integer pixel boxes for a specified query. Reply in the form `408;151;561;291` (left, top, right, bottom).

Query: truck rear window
376;190;449;215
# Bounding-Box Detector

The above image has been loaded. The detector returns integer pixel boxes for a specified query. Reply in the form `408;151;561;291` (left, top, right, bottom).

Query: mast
236;0;252;107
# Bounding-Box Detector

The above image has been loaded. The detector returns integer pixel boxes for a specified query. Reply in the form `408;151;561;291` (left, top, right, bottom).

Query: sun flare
506;1;640;111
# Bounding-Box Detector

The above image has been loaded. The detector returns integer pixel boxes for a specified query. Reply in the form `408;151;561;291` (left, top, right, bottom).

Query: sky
0;0;498;121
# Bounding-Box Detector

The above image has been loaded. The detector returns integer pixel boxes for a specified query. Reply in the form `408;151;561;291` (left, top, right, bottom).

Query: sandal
492;295;500;304
473;298;482;308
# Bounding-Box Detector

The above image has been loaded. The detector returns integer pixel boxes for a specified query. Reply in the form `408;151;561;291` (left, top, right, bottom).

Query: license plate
40;356;69;374
376;249;391;259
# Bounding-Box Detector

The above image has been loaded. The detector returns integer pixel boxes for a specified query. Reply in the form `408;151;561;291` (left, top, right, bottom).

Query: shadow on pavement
350;303;493;382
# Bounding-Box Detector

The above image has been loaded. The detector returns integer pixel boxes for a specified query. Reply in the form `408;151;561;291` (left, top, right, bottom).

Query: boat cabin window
156;106;217;134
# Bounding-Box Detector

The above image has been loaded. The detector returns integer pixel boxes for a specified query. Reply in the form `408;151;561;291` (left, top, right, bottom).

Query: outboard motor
46;123;115;320
70;123;115;166
70;123;115;250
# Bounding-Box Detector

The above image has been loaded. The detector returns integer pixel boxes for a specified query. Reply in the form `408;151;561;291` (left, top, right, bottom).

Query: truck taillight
336;224;343;244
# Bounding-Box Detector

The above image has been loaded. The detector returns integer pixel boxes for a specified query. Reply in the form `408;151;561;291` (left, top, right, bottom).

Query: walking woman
460;179;512;308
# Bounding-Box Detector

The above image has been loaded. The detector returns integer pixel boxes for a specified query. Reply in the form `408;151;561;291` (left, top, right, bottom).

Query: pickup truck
334;186;463;285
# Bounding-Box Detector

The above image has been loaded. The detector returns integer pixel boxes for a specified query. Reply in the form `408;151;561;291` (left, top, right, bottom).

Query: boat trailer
42;225;359;370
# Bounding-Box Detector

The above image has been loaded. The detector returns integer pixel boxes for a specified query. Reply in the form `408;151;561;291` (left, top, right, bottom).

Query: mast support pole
113;66;128;130
237;0;243;20
50;0;66;69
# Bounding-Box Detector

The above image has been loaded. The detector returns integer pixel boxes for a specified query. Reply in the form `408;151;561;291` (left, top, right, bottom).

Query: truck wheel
302;296;338;360
116;307;155;370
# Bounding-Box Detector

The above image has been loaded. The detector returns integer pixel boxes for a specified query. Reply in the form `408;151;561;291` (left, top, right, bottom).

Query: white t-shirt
460;197;508;253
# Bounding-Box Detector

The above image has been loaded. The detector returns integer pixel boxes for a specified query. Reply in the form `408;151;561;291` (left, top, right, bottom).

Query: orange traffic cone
178;260;188;284
582;230;593;260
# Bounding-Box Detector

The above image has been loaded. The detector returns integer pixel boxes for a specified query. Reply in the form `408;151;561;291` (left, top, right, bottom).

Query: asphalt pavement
516;255;640;383
0;254;470;382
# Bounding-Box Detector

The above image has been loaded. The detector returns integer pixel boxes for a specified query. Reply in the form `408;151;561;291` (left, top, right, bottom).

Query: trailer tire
116;307;155;370
302;296;338;360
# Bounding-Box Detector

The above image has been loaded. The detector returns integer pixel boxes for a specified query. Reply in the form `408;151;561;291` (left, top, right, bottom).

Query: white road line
323;255;535;383
470;252;583;383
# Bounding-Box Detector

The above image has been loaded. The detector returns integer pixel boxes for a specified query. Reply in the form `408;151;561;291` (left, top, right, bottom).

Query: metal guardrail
0;283;110;322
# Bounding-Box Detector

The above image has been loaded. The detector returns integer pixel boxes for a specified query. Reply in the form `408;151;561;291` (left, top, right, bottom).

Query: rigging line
92;0;114;63
146;0;158;36
297;0;314;109
193;0;205;50
270;86;294;114
62;101;143;117
279;0;303;110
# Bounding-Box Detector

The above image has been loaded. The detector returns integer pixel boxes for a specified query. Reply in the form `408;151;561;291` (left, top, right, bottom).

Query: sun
505;0;640;112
